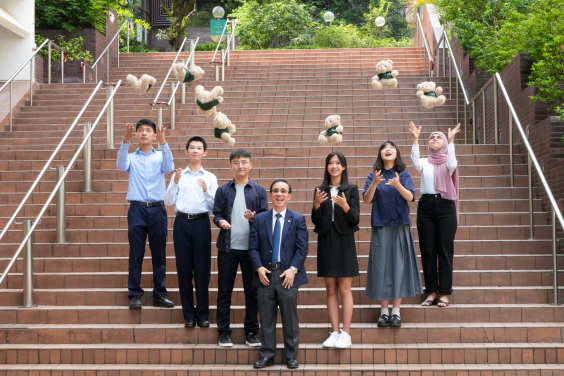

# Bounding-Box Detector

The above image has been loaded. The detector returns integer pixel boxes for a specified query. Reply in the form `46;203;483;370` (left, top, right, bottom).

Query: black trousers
216;248;259;334
127;204;168;299
416;194;457;295
173;216;212;321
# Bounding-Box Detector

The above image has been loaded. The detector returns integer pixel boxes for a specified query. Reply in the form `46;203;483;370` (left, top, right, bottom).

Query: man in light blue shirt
117;119;175;309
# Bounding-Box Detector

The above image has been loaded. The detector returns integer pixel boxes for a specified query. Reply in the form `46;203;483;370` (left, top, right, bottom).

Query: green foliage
306;0;372;25
35;0;117;33
362;0;390;36
229;0;315;49
117;7;152;53
195;42;226;51
35;34;93;63
312;23;412;49
120;39;158;53
185;11;213;27
158;0;197;51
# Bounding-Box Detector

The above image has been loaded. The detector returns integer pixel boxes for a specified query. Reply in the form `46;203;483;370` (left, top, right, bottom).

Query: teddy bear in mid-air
213;112;236;146
318;114;344;144
126;74;156;95
416;81;446;109
371;60;399;90
172;63;205;83
195;85;224;117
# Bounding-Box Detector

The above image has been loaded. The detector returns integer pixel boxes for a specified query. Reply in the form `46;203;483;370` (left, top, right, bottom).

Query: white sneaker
322;331;340;348
334;330;352;349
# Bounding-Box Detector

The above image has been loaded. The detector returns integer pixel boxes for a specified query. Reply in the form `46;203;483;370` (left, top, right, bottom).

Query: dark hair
186;136;207;151
136;119;156;133
373;140;406;172
322;152;349;190
270;179;292;193
229;149;252;162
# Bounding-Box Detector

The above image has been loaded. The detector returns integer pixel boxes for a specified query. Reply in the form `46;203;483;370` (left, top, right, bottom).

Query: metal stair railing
210;18;238;82
415;13;434;78
82;21;128;83
0;80;123;307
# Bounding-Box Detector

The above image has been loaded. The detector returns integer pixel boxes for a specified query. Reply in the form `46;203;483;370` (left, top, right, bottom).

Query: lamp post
375;16;385;39
323;11;334;24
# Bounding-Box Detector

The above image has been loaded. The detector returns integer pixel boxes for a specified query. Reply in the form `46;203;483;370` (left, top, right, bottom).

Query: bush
35;0;117;34
229;0;315;49
195;42;226;51
313;24;356;49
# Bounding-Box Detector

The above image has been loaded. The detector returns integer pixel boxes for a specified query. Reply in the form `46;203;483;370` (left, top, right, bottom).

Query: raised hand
448;123;461;144
313;188;328;210
156;126;167;145
409;121;421;143
331;192;350;212
173;168;182;184
243;209;257;222
372;170;385;186
385;172;402;189
123;123;135;143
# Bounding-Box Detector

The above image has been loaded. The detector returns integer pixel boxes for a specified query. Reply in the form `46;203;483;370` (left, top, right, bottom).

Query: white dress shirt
330;186;339;221
411;143;457;194
272;208;286;263
164;166;218;214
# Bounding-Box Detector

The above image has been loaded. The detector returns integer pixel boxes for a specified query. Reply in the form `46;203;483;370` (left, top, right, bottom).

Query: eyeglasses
271;188;289;194
231;161;250;167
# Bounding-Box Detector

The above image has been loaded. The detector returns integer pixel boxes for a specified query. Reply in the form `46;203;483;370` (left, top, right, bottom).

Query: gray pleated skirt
365;225;424;301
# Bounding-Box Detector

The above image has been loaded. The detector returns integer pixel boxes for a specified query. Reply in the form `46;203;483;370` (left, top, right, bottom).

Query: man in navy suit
248;179;309;369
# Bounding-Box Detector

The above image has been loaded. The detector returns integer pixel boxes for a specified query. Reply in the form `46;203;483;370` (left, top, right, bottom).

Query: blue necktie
272;213;282;266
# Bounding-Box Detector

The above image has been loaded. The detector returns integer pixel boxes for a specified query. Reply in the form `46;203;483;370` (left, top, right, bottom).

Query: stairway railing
210;18;238;82
0;80;123;307
414;13;434;78
82;21;128;83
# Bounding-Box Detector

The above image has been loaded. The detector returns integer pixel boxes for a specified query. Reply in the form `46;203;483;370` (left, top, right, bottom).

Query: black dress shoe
129;296;142;309
377;314;390;327
153;295;174;308
253;357;274;369
287;359;299;369
389;314;402;327
245;332;261;347
218;332;233;347
185;319;196;328
196;319;210;327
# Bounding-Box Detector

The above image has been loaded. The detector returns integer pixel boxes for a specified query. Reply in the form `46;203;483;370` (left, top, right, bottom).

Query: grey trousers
257;268;300;360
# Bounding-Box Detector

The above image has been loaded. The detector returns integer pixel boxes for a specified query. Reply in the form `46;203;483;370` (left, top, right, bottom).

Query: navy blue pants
127;204;168;299
216;248;259;334
173;216;212;321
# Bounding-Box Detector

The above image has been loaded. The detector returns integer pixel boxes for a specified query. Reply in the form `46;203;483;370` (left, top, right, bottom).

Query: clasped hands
257;266;295;288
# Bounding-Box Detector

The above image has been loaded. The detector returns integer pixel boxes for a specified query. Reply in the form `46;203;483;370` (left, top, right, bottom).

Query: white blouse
411;143;457;194
330;186;339;221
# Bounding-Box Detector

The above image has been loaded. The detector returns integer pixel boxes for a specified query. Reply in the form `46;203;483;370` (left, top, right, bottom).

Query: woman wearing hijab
409;121;461;308
363;141;423;328
312;152;360;349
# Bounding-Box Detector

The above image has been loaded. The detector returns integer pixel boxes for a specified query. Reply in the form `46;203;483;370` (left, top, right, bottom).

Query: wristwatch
290;266;298;274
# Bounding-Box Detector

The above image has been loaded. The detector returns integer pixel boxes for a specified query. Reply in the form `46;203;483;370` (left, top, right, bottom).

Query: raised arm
447;124;461;173
164;168;182;206
409;121;423;172
363;171;385;204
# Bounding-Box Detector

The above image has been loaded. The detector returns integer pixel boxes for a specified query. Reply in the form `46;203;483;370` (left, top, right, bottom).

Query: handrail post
21;220;35;308
215;64;219;82
56;165;66;243
190;39;195;66
528;152;534;239
181;82;186;104
472;101;476;144
509;114;514;187
552;209;560;305
95;66;98;83
449;50;452;99
157;107;164;150
107;85;115;149
106;49;110;82
221;50;225;81
226;43;231;66
464;103;468;145
9;81;12;132
83;122;92;192
482;92;486;144
61;50;65;83
456;74;459;125
494;78;499;144
127;22;130;53
30;54;34;106
48;42;51;84
170;82;176;130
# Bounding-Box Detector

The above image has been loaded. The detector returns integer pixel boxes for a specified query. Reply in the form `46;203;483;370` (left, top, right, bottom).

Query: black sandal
437;300;449;307
421;299;435;306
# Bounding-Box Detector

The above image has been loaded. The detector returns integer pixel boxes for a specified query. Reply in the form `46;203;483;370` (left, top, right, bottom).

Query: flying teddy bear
172;63;205;83
416;81;446;109
195;85;224;117
126;74;156;95
371;60;399;89
213;112;236;146
318;114;344;144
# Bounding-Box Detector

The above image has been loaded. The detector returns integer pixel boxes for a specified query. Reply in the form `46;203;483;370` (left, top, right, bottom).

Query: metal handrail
209;18;238;81
167;37;200;106
83;21;128;83
0;80;123;287
153;36;190;104
415;13;434;77
496;73;563;305
47;41;66;84
210;18;230;64
0;81;104;248
0;38;50;131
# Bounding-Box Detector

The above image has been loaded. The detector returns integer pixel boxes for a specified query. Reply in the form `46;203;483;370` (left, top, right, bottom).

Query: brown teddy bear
416;81;446;109
371;60;398;89
172;63;205;83
213;112;236;146
126;74;156;95
318;114;343;144
195;85;224;117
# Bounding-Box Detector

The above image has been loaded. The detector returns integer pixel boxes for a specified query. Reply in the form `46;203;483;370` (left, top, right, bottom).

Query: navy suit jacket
248;209;309;288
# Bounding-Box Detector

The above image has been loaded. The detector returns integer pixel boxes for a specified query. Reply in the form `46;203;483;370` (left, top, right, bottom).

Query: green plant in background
195;42;226;51
117;7;153;52
35;34;94;80
312;23;357;49
307;0;372;25
229;0;316;49
35;0;118;34
362;0;390;36
185;10;212;27
157;0;197;51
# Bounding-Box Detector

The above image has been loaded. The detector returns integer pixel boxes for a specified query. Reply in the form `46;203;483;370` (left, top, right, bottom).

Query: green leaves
36;0;118;34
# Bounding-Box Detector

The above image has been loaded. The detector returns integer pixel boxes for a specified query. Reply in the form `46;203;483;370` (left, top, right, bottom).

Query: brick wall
35;55;44;84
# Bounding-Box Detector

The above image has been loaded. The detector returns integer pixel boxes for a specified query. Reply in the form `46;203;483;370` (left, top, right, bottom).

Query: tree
159;0;197;51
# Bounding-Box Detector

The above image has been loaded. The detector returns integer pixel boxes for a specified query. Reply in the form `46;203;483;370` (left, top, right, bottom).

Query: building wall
0;0;35;81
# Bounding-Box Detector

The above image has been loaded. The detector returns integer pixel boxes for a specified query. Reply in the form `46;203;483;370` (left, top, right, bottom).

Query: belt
176;212;209;220
130;201;164;207
421;194;442;199
271;262;282;270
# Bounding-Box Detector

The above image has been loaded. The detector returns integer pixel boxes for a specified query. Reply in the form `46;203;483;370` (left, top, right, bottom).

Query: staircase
1;48;563;375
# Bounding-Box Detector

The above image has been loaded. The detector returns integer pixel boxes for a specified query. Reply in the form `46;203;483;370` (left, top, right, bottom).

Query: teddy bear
318;114;344;144
126;74;156;95
416;81;446;109
195;85;224;117
213;112;236;146
371;60;399;89
172;63;205;83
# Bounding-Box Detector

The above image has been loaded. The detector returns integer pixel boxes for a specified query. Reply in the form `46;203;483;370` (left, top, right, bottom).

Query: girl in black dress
312;152;360;349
